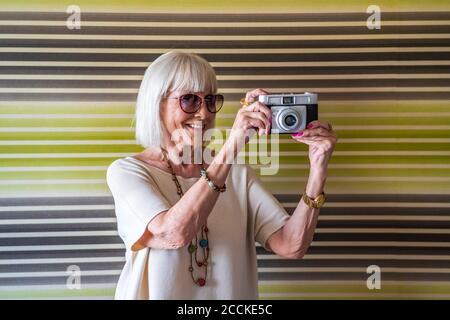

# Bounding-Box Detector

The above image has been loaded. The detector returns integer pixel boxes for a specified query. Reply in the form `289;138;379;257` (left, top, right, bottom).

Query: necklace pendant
196;278;206;287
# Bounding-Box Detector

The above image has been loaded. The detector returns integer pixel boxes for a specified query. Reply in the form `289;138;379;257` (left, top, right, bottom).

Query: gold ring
240;98;251;107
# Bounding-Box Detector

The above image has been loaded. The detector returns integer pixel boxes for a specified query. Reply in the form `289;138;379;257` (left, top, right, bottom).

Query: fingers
240;102;271;123
245;88;269;104
300;126;336;138
306;120;332;131
241;109;271;135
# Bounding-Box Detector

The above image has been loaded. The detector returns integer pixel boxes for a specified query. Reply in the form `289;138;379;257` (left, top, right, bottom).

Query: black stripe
3;194;450;205
0;224;118;233
1;52;449;62
258;259;450;268
2;66;450;76
258;272;450;281
1;38;449;48
0;249;125;260
0;275;119;286
2;92;450;101
1;25;449;35
0;11;449;22
2;79;449;88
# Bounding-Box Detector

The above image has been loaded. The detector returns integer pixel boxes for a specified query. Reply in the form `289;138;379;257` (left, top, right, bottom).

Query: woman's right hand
227;89;272;149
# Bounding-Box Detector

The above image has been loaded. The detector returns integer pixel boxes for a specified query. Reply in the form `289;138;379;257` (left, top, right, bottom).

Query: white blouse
106;156;290;299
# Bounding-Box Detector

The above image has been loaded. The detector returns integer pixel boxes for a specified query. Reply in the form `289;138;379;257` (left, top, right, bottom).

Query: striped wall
1;2;450;299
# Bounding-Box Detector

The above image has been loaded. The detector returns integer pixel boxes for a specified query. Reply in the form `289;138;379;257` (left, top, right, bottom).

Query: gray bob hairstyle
134;51;218;148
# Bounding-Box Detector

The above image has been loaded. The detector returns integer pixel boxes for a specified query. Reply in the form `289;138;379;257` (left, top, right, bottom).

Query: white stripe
0;140;136;145
1;61;449;67
262;177;450;182
2;74;450;81
1;47;449;54
1;113;450;120
0;193;113;199
0;34;449;41
0;205;114;212
0;114;133;119
0;128;133;132
1;164;450;172
257;254;450;261
0;153;132;158
2;150;450;159
258;280;450;285
282;202;450;208
1;87;450;93
318;216;450;221
0;218;116;225
314;228;450;234
0;179;107;185
311;241;450;247
1;125;449;133
0;176;448;185
259;293;450;298
0;166;109;171
0;231;118;238
258;267;450;273
0;244;124;252
0;257;124;265
0;283;117;291
264;164;450;169
1;20;449;27
2;138;450;146
0;270;122;278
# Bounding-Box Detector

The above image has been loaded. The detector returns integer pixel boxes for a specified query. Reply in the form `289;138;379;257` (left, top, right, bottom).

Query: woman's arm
266;121;337;259
137;142;233;250
265;168;326;259
139;89;272;250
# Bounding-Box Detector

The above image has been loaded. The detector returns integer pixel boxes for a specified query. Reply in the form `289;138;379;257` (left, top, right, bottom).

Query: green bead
188;244;196;253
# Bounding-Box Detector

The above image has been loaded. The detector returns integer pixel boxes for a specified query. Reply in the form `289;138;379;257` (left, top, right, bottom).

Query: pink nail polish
292;131;303;137
307;123;313;129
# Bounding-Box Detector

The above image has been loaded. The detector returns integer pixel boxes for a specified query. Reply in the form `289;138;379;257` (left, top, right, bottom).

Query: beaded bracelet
200;168;226;193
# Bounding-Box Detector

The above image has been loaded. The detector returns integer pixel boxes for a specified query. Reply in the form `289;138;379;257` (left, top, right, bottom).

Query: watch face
316;194;325;207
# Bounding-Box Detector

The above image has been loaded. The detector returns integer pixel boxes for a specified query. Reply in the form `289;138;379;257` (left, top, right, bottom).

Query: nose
194;98;211;119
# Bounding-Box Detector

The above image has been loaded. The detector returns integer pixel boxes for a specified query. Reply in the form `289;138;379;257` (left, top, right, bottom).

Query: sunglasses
168;93;224;114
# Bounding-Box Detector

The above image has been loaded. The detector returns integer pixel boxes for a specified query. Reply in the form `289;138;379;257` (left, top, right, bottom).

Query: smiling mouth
186;123;205;129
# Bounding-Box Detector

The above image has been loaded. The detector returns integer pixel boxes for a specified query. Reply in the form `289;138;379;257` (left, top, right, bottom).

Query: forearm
155;141;234;246
279;169;327;257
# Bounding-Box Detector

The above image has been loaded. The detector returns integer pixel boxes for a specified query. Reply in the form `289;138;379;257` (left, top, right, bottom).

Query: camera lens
284;114;297;127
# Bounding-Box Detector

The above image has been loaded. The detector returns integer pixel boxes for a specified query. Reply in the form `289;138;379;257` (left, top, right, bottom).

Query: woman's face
160;90;216;149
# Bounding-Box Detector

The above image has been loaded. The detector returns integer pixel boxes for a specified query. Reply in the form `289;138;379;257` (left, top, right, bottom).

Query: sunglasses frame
167;93;224;114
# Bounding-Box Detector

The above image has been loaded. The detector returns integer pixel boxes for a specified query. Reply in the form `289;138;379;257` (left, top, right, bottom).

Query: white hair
133;51;218;148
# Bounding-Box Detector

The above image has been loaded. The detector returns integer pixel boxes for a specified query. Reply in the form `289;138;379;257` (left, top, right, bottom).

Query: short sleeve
106;159;171;251
246;165;290;250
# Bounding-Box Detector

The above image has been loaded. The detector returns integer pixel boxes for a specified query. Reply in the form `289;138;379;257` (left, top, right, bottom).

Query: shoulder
106;157;154;185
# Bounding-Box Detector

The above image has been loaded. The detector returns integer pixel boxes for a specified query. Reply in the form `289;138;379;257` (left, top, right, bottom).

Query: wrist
306;169;327;198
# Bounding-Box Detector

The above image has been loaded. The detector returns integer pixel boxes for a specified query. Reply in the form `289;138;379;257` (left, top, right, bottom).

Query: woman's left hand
291;120;337;173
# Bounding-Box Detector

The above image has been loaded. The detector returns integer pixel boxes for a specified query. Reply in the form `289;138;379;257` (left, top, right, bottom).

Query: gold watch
302;191;326;208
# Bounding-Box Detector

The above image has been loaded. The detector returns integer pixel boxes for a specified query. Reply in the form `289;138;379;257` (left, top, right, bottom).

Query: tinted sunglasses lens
179;94;201;113
206;94;224;113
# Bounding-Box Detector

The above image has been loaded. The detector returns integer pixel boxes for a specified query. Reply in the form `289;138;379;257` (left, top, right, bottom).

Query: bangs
166;54;217;95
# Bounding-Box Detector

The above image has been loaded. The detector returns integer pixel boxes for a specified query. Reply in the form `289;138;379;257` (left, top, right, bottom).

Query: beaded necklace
161;148;210;287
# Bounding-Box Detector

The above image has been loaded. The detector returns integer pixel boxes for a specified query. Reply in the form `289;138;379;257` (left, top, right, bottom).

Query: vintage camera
259;92;318;134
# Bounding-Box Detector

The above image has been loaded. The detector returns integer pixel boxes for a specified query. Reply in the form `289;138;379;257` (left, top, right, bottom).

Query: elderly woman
107;51;337;299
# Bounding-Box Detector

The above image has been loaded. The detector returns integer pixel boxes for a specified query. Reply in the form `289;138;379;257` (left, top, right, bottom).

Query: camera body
259;92;318;134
